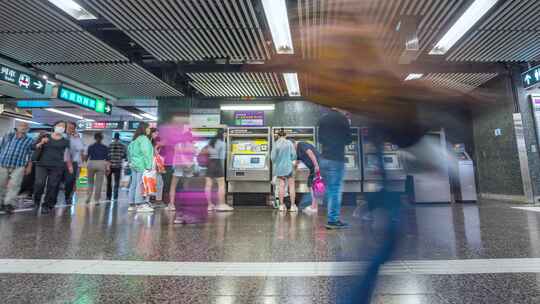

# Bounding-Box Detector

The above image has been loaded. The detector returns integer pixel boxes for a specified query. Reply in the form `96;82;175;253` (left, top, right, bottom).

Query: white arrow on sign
33;81;43;89
524;74;532;85
105;105;111;113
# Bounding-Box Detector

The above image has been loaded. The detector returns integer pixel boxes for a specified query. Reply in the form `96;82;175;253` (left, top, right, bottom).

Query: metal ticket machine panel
227;127;271;193
272;127;316;193
451;144;477;202
361;128;407;193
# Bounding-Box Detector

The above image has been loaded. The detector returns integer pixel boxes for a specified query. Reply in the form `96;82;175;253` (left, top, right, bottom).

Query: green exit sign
58;86;112;115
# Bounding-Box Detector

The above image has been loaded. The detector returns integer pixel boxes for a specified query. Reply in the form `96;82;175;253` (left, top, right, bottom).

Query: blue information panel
0;64;46;94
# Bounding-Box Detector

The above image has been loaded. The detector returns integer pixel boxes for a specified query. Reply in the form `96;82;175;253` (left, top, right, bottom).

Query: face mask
54;126;65;134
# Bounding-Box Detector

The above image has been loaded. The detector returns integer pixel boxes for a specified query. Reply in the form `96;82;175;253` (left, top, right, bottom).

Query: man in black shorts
292;140;321;214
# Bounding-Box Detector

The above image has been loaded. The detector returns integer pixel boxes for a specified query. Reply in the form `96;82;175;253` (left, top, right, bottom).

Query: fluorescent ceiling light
430;0;498;55
404;73;424;81
84;118;96;122
15;118;41;125
131;113;144;119
141;113;158;121
261;0;294;54
45;108;84;120
46;80;58;86
283;73;301;96
48;0;97;20
220;104;275;111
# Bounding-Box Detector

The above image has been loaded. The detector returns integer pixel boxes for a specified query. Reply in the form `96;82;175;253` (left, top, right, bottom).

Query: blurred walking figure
271;129;297;212
63;121;84;206
204;129;233;212
291;139;321;215
33;121;73;214
0;122;33;214
85;132;110;205
318;108;352;229
107;132;126;202
149;128;166;205
127;122;154;213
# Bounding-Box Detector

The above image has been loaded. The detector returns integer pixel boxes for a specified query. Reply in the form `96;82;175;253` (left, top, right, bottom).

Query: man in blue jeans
318;108;353;229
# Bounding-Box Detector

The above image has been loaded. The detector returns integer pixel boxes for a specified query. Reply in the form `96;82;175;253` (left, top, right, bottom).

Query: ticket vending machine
361;128;407;193
451;144;477;202
272;127;316;193
227;127;272;196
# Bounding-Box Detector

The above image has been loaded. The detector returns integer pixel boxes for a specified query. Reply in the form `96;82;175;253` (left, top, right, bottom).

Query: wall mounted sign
77;120;124;130
16;100;51;108
58;86;112;115
522;65;540;89
234;111;264;126
127;121;157;130
530;96;540;146
189;108;221;127
0;64;46;94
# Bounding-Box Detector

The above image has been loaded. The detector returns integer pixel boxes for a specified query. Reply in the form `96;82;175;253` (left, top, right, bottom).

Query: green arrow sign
522;66;540;89
58;86;112;115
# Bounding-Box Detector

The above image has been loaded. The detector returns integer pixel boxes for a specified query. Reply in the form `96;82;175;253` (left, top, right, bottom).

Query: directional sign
77;120;124;130
58;86;112;115
522;66;540;89
0;64;46;94
16;100;51;108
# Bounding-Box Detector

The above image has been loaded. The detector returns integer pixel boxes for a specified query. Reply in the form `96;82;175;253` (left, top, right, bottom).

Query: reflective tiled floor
1;194;540;303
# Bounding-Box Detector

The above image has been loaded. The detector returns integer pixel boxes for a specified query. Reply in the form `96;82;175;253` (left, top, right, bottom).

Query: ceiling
0;0;537;105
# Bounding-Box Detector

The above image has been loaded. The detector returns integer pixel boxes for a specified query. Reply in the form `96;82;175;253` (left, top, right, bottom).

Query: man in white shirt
63;122;84;205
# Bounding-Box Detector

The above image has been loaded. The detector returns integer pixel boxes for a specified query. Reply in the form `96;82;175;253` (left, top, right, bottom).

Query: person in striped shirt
106;133;126;201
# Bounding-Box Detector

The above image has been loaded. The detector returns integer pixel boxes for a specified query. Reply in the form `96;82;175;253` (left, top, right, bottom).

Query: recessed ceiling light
48;0;97;20
404;73;424;81
430;0;498;55
131;113;144;120
283;73;301;96
261;0;294;54
141;113;158;121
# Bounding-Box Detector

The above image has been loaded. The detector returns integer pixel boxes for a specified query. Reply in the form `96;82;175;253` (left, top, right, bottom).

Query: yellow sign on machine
231;139;268;154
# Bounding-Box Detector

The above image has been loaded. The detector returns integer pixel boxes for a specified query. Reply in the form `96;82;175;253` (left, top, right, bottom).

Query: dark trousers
63;162;79;204
161;166;174;204
33;165;64;209
106;167;122;200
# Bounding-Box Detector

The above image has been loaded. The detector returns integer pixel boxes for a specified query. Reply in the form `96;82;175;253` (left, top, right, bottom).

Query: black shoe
4;204;15;214
325;221;350;230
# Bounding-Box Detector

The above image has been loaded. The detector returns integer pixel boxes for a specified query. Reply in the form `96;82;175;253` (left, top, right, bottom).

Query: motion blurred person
149;128;165;205
107;133;126;202
291;139;321;215
33;121;73;214
271;129;297;212
318;108;352;229
127;122;154;213
205;129;233;212
159;125;176;212
85;132;109;204
0;122;33;214
63;121;84;206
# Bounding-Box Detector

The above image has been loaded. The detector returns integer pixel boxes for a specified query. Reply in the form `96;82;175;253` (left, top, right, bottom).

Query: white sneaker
208;204;216;212
303;205;318;215
289;205;298;213
128;205;137;212
137;204;154;213
278;204;287;212
215;204;234;212
165;204;176;212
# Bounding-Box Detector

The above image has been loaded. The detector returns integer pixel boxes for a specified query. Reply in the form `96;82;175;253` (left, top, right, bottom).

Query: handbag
142;169;158;196
312;171;326;199
196;146;210;167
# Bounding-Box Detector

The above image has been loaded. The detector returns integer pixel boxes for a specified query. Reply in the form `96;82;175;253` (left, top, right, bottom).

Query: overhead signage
77;120;125;130
58;86;112;115
522;66;540;89
530;96;540;146
127;121;157;130
234;111;264;126
16;100;51;108
272;127;314;136
229;128;268;135
0;64;46;94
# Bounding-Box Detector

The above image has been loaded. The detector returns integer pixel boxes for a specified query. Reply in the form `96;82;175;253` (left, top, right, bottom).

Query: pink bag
312;171;326;199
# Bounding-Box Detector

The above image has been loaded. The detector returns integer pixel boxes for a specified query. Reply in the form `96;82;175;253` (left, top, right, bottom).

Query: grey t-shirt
208;139;225;160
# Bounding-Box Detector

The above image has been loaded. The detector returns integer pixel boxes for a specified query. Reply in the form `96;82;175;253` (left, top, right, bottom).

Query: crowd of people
0;107;355;229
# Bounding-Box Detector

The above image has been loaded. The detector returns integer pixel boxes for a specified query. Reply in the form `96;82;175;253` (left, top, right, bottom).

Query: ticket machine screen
232;154;266;169
231;139;268;154
383;154;401;170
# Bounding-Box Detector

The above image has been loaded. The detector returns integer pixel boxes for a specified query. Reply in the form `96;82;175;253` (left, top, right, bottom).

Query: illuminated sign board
77;121;124;130
522;65;540;89
127;121;157;130
234;111;264;126
58;86;112;115
0;64;46;94
17;100;51;108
